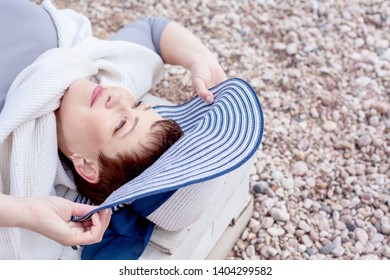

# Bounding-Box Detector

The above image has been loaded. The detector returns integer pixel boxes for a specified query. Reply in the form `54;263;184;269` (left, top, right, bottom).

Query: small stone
371;233;384;243
381;224;390;235
286;43;298;55
292;161;308;176
355;228;369;245
303;198;313;209
354;242;365;254
270;207;290;222
253;181;274;197
260;246;270;258
281;177;294;189
382;247;390;258
267;227;285;237
306;177;316;187
301;235;313;247
373;209;384;219
323;120;337;132
359;255;377;260
310;108;319;118
346;222;356;232
331;246;345;257
309;229;319;242
261;217;275;229
298;244;307;253
361;192;374;204
267;247;278;257
355;76;372;87
273;42;286;50
357;135;372;148
272;170;284;180
298;220;311;232
371;101;390;114
246;245;256;257
349;197;361;208
320;94;333;106
248;218;261;229
305;247;314;256
368;115;380;127
297;139;310;150
320;244;334;255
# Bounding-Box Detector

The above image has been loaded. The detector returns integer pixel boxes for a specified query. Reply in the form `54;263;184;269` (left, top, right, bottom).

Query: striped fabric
73;78;264;221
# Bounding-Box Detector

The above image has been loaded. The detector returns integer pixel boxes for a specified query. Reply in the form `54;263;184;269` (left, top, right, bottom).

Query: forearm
160;21;217;69
0;193;29;228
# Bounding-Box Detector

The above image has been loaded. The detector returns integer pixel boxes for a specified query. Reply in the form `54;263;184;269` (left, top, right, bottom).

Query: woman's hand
19;195;111;246
190;57;227;104
160;21;227;104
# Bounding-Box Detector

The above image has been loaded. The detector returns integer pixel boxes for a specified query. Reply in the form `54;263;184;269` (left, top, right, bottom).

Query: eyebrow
122;117;139;139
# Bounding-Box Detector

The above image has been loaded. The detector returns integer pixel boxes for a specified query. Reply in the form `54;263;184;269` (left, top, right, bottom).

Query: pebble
253;181;275;197
298;220;311;232
346;223;356;232
355;228;369;246
381;224;390;235
246;245;256;258
323;120;337;132
301;235;314;247
331;246;345;257
371;101;390;114
358;255;378;260
261;217;275;229
267;227;285;237
270;208;290;222
286;43;298;55
292;161;308;176
267;247;278;257
357;135;372;148
320;244;334;255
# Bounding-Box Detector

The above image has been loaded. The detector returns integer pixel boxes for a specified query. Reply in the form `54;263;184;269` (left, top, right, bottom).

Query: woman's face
56;79;163;162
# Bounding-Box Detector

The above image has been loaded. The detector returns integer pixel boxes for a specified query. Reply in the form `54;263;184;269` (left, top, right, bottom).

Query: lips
91;85;105;107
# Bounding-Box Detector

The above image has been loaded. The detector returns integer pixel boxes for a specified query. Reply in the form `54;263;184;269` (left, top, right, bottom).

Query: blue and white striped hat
74;78;264;221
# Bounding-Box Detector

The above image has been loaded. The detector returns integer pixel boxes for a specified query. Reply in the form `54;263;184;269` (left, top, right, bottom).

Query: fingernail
206;96;214;104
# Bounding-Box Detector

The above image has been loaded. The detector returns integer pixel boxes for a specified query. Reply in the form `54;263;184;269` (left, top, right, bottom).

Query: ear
70;154;100;184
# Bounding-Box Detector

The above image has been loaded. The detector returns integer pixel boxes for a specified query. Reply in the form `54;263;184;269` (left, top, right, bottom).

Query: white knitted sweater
0;0;163;259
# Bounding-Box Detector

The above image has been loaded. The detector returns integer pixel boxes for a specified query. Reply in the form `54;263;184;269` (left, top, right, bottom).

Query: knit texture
0;0;163;259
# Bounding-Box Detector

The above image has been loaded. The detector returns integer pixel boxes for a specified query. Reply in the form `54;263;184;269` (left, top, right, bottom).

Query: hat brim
74;78;264;221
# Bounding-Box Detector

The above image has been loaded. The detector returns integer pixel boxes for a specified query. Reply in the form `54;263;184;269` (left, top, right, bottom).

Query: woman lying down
1;0;264;261
56;75;265;261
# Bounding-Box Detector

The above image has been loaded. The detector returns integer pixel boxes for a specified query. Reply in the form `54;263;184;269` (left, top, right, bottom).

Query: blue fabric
81;205;154;260
81;190;175;260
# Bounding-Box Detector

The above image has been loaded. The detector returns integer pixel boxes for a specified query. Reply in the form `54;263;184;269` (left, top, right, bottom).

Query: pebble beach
47;0;390;260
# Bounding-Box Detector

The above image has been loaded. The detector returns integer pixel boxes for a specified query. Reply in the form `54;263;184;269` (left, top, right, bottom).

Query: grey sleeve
0;0;58;113
109;16;170;57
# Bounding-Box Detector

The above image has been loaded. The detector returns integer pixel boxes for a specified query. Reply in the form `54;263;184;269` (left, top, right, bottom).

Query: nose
104;87;136;111
105;90;122;110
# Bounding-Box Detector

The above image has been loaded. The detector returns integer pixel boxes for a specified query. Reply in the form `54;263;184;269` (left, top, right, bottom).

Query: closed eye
133;101;142;109
114;120;126;133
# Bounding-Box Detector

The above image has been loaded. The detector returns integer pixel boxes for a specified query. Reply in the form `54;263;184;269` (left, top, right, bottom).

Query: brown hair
64;119;183;205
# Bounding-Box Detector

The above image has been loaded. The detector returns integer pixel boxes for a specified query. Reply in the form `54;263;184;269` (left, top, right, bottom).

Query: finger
99;208;112;231
193;76;214;104
69;201;96;217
